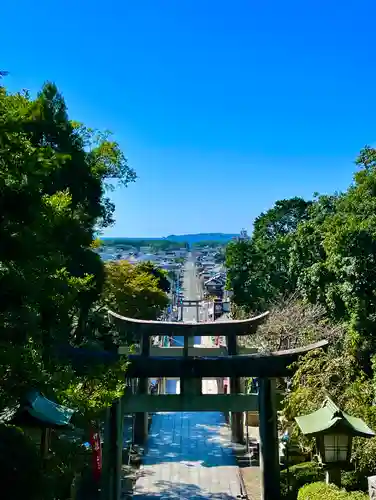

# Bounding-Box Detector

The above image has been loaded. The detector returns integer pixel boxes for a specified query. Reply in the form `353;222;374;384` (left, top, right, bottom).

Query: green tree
225;238;257;308
284;348;376;489
137;261;171;293
226;197;311;311
0;80;135;429
225;147;376;488
61;260;170;420
290;148;376;365
102;260;169;320
0;80;138;498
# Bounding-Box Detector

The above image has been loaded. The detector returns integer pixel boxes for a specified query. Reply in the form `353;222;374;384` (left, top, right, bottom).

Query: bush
297;482;368;499
0;424;44;500
341;471;365;492
281;461;324;499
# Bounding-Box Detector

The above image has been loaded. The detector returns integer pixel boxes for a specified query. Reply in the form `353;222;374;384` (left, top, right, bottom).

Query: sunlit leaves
103;260;169;320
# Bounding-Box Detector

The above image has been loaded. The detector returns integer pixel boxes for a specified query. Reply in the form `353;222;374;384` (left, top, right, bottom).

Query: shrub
0;424;44;500
281;461;324;499
297;482;368;499
341;471;365;492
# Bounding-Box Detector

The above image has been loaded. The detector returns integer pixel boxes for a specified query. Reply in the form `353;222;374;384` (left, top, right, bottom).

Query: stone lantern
295;397;375;486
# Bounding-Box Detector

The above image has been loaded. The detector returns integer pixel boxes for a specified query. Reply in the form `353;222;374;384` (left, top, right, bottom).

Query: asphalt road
171;254;201;352
134;256;240;499
182;253;202;322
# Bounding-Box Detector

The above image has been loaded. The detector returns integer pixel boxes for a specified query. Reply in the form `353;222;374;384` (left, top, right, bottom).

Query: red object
223;377;229;394
90;428;102;481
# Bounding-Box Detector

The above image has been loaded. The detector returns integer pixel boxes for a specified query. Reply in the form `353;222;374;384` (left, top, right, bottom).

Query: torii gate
104;310;328;500
179;298;201;321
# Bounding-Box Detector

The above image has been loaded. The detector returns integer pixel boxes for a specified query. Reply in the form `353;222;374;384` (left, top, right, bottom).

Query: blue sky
2;0;376;237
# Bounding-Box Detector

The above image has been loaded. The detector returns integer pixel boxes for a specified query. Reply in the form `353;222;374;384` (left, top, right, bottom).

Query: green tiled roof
25;390;74;428
295;397;375;438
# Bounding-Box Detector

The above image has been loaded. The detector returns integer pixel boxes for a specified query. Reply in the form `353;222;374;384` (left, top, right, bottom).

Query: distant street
134;254;241;499
173;253;202;349
182;253;202;322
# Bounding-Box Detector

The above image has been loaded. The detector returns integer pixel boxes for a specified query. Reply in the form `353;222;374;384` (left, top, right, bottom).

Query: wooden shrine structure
103;309;328;500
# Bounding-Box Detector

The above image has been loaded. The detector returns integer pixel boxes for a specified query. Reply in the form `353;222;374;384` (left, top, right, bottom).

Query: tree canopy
226;197;311;311
102;260;169;319
0;82;136;408
0;80;147;498
226;147;376;493
226;153;376;357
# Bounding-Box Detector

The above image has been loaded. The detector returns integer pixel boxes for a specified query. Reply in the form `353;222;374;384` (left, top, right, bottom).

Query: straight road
178;253;201;342
132;253;242;499
183;254;202;317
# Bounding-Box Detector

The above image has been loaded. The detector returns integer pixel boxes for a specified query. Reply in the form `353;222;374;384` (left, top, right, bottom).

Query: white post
368;476;376;499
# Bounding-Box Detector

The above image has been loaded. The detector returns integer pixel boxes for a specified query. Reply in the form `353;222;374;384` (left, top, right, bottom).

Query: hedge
0;424;44;500
297;482;368;499
281;462;324;499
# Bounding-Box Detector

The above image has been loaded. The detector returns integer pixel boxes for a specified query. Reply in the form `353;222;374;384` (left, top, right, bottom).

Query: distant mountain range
165;233;238;244
102;233;238;245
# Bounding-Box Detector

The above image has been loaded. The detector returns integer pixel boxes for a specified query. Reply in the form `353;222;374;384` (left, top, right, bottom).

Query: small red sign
90;429;102;481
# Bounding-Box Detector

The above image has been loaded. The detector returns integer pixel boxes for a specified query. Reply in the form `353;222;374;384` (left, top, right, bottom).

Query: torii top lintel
108;310;269;337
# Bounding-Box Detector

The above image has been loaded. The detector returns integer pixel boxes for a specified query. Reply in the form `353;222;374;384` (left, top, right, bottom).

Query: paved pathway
132;256;241;499
133;412;241;499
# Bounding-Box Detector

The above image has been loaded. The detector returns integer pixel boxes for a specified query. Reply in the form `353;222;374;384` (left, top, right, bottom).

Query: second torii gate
105;310;328;500
179;298;201;321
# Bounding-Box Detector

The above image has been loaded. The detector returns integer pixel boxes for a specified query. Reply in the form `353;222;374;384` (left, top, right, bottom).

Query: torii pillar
259;377;280;500
133;331;149;444
227;333;244;443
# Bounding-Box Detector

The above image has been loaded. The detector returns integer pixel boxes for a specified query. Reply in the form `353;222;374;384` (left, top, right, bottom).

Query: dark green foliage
0;425;44;500
252;197;312;241
44;433;91;500
0;81;136;497
226;147;376;489
280;462;324;499
280;463;367;499
341;471;366;492
227;147;376;362
137;261;171;293
226;197;311;311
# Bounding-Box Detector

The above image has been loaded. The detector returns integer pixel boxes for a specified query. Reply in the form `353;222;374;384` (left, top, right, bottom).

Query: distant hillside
166;233;238;244
101;233;238;248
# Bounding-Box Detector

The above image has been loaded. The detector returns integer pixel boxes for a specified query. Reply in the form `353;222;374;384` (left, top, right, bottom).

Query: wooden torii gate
104;310;328;500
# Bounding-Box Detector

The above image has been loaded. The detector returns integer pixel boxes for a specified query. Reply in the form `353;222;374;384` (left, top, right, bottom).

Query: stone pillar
227;333;243;443
368;475;376;499
258;378;280;500
134;331;149;445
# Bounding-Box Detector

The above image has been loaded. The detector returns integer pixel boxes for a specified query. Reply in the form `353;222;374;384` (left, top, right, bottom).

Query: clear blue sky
2;0;376;237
